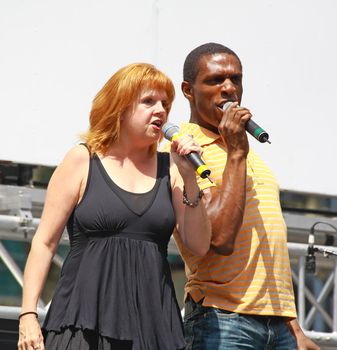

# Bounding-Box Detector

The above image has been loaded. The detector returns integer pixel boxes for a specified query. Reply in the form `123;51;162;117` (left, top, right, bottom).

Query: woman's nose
154;101;166;114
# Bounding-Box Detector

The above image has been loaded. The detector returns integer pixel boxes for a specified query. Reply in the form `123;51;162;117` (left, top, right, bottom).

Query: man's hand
288;319;321;350
218;101;250;157
296;333;321;350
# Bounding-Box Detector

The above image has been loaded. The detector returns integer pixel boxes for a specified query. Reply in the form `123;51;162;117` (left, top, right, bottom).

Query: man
172;43;320;349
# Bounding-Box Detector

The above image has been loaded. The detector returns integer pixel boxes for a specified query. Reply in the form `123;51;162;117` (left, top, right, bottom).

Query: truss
1;184;337;349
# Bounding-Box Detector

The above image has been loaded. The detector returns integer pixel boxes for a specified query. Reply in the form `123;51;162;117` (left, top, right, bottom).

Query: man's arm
288;319;321;350
204;103;251;255
203;153;247;255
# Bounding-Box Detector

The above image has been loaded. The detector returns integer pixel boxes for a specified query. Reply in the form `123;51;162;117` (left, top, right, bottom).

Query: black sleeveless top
43;151;185;350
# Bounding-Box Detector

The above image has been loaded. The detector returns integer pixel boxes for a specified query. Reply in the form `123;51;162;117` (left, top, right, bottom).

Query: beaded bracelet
183;187;204;208
18;311;38;320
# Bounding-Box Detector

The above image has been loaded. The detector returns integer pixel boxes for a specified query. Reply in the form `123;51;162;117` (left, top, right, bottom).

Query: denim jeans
183;298;297;350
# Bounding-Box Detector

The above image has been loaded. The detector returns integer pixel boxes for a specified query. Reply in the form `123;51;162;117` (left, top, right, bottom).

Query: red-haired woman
18;63;211;350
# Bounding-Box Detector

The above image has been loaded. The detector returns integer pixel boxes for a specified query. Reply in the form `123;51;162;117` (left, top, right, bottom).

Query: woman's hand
18;314;45;350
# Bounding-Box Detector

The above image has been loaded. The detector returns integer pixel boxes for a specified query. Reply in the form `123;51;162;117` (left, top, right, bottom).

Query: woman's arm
169;136;211;256
18;145;89;350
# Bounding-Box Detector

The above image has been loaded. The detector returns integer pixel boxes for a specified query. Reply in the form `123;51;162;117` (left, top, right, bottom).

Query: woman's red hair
82;63;175;156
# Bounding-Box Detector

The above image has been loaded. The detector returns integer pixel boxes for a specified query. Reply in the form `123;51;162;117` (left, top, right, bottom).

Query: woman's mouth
150;119;163;130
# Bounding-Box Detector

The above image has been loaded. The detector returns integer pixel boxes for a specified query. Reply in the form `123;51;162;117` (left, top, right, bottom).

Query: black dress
42;150;185;350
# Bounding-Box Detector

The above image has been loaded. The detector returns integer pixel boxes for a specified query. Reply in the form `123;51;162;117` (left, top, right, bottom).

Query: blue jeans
183;298;297;350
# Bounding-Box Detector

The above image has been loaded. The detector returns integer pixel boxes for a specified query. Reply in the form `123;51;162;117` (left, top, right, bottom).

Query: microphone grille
222;101;234;111
162;122;180;140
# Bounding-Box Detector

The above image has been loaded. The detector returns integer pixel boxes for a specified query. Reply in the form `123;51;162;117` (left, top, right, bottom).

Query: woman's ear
181;81;194;102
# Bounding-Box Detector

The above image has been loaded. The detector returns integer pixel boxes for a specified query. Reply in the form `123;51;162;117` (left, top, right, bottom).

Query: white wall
1;0;336;195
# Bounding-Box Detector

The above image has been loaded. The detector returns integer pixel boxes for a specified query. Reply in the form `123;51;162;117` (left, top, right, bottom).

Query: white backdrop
1;0;336;195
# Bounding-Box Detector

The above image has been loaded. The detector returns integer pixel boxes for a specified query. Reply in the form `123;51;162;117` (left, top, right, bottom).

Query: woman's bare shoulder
61;144;90;166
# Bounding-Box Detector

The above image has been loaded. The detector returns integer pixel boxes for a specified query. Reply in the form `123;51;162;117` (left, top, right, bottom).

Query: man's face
185;53;243;133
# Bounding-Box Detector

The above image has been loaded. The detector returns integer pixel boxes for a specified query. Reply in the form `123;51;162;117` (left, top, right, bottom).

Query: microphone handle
161;123;212;182
222;102;270;143
246;119;270;143
185;152;211;179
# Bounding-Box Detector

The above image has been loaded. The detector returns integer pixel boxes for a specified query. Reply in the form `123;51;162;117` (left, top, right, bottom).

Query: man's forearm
206;155;247;255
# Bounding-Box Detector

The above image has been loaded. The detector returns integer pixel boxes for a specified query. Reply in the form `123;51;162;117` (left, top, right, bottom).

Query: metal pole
0;240;24;287
332;260;337;332
306;272;334;328
0;214;40;230
298;255;306;328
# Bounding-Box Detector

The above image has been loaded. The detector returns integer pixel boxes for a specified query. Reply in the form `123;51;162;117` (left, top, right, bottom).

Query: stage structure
0;184;337;349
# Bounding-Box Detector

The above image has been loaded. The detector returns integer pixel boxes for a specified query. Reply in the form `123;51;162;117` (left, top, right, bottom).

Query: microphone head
162;122;180;141
222;101;234;111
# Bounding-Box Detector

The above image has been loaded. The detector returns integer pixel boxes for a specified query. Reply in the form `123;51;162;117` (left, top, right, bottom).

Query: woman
18;63;211;350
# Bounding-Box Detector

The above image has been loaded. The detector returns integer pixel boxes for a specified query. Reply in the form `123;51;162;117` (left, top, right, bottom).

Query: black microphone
223;102;271;144
162;122;212;182
305;226;316;274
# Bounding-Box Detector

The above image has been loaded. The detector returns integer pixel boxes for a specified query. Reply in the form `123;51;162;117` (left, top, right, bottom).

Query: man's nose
221;79;236;95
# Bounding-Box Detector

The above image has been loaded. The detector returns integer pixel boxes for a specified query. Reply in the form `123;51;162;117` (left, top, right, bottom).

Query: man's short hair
183;42;241;83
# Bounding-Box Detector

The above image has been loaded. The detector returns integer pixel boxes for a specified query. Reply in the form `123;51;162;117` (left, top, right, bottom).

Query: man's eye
214;77;224;84
232;75;242;84
206;77;224;85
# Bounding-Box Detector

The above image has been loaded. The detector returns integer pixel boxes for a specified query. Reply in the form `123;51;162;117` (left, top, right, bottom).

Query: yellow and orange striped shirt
166;122;297;317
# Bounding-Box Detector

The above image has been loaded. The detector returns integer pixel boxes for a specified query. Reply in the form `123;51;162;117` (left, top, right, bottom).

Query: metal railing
288;242;337;348
2;233;337;347
1;184;337;348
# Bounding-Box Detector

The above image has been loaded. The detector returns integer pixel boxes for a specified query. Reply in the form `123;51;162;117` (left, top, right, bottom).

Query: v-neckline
94;153;162;216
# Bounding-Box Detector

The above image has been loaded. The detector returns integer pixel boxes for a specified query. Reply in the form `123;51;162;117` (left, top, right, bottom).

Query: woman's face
121;89;169;145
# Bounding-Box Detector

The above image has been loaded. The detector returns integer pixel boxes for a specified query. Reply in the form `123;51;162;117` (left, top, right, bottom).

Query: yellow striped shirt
166;122;296;317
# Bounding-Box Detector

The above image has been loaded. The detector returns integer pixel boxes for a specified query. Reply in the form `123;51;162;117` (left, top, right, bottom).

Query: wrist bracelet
18;311;38;320
183;187;204;207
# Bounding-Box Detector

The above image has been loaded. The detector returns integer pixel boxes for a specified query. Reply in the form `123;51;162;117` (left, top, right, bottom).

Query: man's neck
189;117;219;135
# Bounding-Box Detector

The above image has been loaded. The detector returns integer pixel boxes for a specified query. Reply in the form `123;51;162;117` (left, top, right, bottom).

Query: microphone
305;226;316;274
162;122;212;182
223;102;271;144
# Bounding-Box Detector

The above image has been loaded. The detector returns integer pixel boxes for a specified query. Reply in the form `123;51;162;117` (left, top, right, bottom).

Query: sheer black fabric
44;327;133;350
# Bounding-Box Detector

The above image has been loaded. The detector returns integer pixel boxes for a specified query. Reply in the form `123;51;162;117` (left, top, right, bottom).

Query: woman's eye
142;98;154;105
162;101;168;109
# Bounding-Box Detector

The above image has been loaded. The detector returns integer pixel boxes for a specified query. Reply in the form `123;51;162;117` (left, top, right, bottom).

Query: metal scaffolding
1;184;337;349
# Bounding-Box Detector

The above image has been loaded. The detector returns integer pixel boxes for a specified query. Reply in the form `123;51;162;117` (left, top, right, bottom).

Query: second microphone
162;122;212;181
223;102;271;144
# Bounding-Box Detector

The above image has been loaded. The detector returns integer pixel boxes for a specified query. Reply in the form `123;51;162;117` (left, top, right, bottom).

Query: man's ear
181;81;193;102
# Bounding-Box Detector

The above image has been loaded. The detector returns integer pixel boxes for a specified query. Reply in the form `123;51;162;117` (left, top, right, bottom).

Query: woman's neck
104;142;154;162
